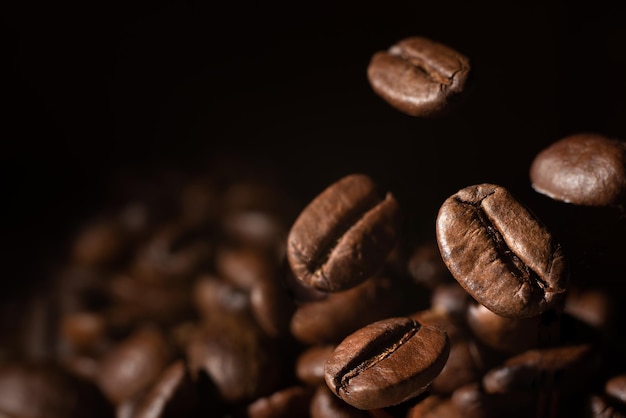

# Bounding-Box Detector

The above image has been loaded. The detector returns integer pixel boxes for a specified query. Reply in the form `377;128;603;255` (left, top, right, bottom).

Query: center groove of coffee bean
306;198;384;278
456;195;551;295
334;320;421;394
390;47;453;87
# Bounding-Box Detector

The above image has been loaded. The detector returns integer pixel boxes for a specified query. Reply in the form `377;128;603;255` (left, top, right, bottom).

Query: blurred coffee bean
405;395;461;418
247;385;314;418
406;241;454;290
185;313;282;403
290;276;405;345
191;275;250;321
451;382;535;418
97;326;170;404
565;286;617;338
606;375;626;405
430;282;471;323
132;360;199;418
287;173;402;292
71;218;127;268
586;394;626;418
59;311;107;355
0;361;114;418
310;384;370;418
296;344;336;386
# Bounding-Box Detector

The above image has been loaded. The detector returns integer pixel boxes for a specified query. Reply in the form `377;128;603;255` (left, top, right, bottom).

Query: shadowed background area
3;0;626;302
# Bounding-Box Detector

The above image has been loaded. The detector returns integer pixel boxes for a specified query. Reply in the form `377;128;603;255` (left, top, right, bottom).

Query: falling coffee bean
367;36;471;117
436;183;568;319
287;173;402;292
324;317;450;410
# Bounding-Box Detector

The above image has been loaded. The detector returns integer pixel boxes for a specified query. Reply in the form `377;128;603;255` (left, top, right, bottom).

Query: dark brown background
4;1;626;300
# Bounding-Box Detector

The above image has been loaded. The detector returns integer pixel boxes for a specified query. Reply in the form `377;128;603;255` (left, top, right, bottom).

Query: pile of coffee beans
1;35;626;418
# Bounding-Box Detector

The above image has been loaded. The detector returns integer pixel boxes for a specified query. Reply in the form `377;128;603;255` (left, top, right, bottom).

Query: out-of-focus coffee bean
406;241;453;290
324;317;450;410
466;303;545;355
606;375;626;405
482;344;597;395
249;274;295;338
586;394;626;418
530;133;626;207
221;211;288;258
191;275;250;321
405;395;461;418
0;362;114;418
436;183;568;318
296;345;336;386
185;313;282;403
310;384;370;418
131;223;212;284
430;282;471;322
179;177;219;229
367;36;471;117
287;173;402;292
97;326;170;405
59;311;107;354
290;276;405;345
132;360;199;418
451;382;535;418
71;218;127;268
565;286;617;337
247;385;315;418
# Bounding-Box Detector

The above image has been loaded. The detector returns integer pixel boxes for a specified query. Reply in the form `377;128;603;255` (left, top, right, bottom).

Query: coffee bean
310;384;371;418
530;133;626;207
405;395;461;418
97;326;170;405
451;382;535;418
290;276;405;345
132;360;199;418
367;36;470;117
0;362;115;418
324;317;450;410
436;183;568;318
296;344;336;386
287;174;402;292
606;375;626;406
587;394;626;418
247;385;314;418
482;344;596;395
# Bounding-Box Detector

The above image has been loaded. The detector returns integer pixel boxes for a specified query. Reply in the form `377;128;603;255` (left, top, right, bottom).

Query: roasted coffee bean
482;344;596;395
192;275;250;321
606;375;626;405
405;395;461;418
59;311;107;354
296;344;337;386
367;36;470;117
324;317;450;410
71;218;127;268
287;174;402;292
0;362;114;418
466;303;545;355
436;183;568;319
185;313;282;403
406;241;454;290
97;326;170;405
132;360;199;418
565;286;617;337
247;385;314;418
290;276;405;345
587;394;626;418
430;282;471;322
451;382;535;418
530;133;626;207
310;384;371;418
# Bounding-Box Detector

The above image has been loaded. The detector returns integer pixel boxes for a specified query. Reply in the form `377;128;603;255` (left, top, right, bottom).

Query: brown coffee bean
587;394;626;418
406;241;454;290
482;344;596;395
606;375;626;405
185;313;282;403
451;382;535;418
430;282;471;322
71;218;127;267
0;362;114;418
324;317;450;410
132;360;198;418
97;326;170;404
310;384;371;418
296;345;337;386
436;183;568;318
466;303;544;355
59;311;107;354
530;133;626;207
287;173;402;292
290;276;404;345
247;385;314;418
405;395;461;418
367;36;470;117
